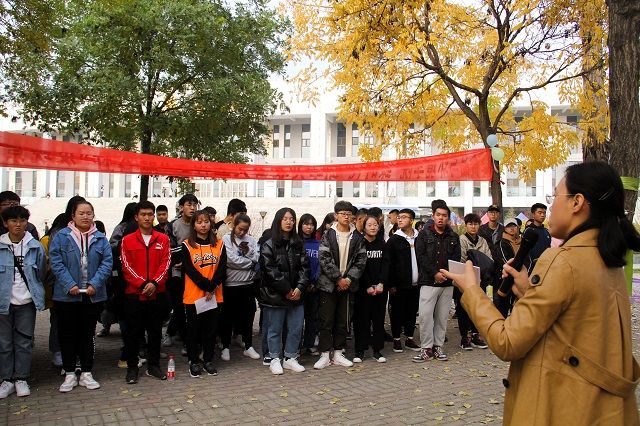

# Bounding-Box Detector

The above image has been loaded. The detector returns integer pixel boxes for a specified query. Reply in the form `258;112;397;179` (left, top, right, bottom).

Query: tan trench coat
462;229;639;425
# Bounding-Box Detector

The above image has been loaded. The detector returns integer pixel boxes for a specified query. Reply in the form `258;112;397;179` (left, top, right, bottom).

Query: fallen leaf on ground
368;402;377;407
173;408;183;413
463;403;472;409
279;408;290;413
445;401;455;406
339;408;349;413
279;391;288;398
457;410;466;415
186;400;193;404
488;399;500;404
187;394;195;399
434;416;444;421
330;397;341;405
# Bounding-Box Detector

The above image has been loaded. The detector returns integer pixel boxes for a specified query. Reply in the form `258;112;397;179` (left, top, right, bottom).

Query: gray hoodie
223;233;259;286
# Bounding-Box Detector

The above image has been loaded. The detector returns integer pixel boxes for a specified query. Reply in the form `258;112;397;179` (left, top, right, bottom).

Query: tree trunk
139;130;152;201
490;161;503;207
607;0;640;218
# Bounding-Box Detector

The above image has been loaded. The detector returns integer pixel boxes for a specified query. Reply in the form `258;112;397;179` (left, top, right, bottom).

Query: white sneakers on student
332;350;353;367
14;380;30;397
78;372;100;389
269;358;284;375
59;374;78;393
0;381;15;398
221;348;231;361
243;346;261;360
283;357;305;373
314;352;332;369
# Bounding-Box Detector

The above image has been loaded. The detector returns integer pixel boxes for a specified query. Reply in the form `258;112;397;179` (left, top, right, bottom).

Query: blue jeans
0;303;36;380
263;304;304;359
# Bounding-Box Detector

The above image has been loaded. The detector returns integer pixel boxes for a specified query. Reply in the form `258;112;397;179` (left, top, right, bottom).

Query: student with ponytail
442;161;640;425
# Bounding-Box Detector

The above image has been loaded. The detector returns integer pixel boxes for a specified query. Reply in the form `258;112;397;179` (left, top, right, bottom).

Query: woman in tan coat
443;162;640;425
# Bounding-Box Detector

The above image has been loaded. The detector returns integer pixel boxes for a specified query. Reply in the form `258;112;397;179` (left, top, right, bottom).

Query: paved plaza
2;287;639;425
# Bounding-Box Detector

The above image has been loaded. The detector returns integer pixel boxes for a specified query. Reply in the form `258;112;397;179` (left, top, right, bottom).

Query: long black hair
119;202;138;225
319;212;335;239
297;213;317;239
563;161;640;267
270;207;301;246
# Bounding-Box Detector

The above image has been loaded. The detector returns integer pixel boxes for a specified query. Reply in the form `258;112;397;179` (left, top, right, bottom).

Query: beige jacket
462;229;639;425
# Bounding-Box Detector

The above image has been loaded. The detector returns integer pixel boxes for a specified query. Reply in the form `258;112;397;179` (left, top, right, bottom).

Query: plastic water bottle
167;356;175;381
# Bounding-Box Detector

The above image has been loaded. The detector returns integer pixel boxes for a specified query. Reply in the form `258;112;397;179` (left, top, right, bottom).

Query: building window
291;181;302;198
425;181;436;197
108;174;115;197
448;181;461;197
14;171;22;197
336;181;343;197
566;115;578;127
301;124;311;158
124;174;132;197
351;123;359;157
257;180;264;198
403;182;418;197
31;171;37;197
56;171;65;197
277;180;285;198
473;181;482;197
353;181;360;198
506;175;520;197
525;178;537;197
73;172;80;195
62;134;71;142
284;125;291;158
272;125;280;159
365;182;378;197
337;123;346;157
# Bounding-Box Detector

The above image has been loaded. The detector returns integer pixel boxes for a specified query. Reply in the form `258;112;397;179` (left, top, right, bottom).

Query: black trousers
185;304;219;364
389;287;419;339
219;285;256;349
56;300;103;372
353;290;386;352
453;288;477;337
166;276;186;340
318;290;350;352
303;290;319;349
123;297;164;368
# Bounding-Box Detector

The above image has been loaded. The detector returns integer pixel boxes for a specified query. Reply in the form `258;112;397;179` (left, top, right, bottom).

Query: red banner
0;131;492;181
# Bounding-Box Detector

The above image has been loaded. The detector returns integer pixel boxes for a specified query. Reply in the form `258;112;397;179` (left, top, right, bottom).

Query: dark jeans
318;290;350;352
303;290;319;349
166;276;186;340
56;300;103;372
219;285;256;349
353;290;386;352
185;304;219;364
123;297;164;369
494;293;514;318
0;303;36;380
389;287;419;339
48;306;60;353
453;288;477;337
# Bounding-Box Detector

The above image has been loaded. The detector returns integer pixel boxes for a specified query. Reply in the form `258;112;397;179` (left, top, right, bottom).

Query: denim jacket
0;234;46;314
49;227;113;303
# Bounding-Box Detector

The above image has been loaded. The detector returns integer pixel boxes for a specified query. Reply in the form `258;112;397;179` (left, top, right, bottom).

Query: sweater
223;233;259;286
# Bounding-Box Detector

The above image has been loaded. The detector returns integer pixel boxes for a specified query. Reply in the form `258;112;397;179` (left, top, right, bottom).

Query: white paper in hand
447;260;481;285
194;296;217;314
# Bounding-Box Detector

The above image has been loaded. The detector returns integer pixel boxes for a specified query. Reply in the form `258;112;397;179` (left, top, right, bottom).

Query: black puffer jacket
258;237;310;307
416;225;461;287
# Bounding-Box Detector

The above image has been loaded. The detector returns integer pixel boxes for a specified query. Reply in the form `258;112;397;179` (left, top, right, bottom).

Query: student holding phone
49;201;113;393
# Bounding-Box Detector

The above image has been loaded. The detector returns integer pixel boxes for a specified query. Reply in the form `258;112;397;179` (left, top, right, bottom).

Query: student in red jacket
120;201;171;384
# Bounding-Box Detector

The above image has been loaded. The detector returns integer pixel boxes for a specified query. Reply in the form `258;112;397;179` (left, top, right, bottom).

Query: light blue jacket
49;227;113;303
0;233;46;314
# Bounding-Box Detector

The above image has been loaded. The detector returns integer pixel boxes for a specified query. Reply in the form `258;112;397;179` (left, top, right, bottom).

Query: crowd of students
0;189;552;398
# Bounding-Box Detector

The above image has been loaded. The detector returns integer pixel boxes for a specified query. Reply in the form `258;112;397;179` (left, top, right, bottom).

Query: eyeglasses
281;217;295;223
397;215;413;220
75;212;94;218
545;194;573;204
336;212;352;217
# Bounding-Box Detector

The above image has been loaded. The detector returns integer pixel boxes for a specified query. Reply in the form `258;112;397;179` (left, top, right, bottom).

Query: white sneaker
59;374;78;393
352;355;363;363
161;334;172;347
14;380;30;397
313;352;331;370
0;381;15;398
269;358;283;375
52;351;63;367
221;348;231;361
283;357;305;373
333;350;353;367
243;346;261;360
78;372;100;390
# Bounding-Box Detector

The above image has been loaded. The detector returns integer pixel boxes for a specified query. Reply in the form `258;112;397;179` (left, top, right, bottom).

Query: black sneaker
146;365;167;380
412;348;434;363
126;367;138;384
353;351;364;363
471;333;488;349
203;362;218;376
189;362;203;378
433;346;448;361
392;339;403;353
460;336;473;351
405;338;421;351
263;356;273;366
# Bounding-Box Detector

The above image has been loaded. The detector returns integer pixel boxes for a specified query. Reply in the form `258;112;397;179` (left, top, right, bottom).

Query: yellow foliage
288;0;606;191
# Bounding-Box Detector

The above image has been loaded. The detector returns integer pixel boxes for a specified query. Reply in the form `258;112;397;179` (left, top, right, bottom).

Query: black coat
360;237;389;291
416;225;461;287
258;237;310;308
386;232;418;290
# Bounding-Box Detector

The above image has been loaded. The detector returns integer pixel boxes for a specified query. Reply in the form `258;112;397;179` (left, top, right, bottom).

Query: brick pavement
1;298;639;425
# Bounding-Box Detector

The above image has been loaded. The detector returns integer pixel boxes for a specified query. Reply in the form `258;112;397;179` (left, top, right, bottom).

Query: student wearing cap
494;218;529;317
478;205;504;251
